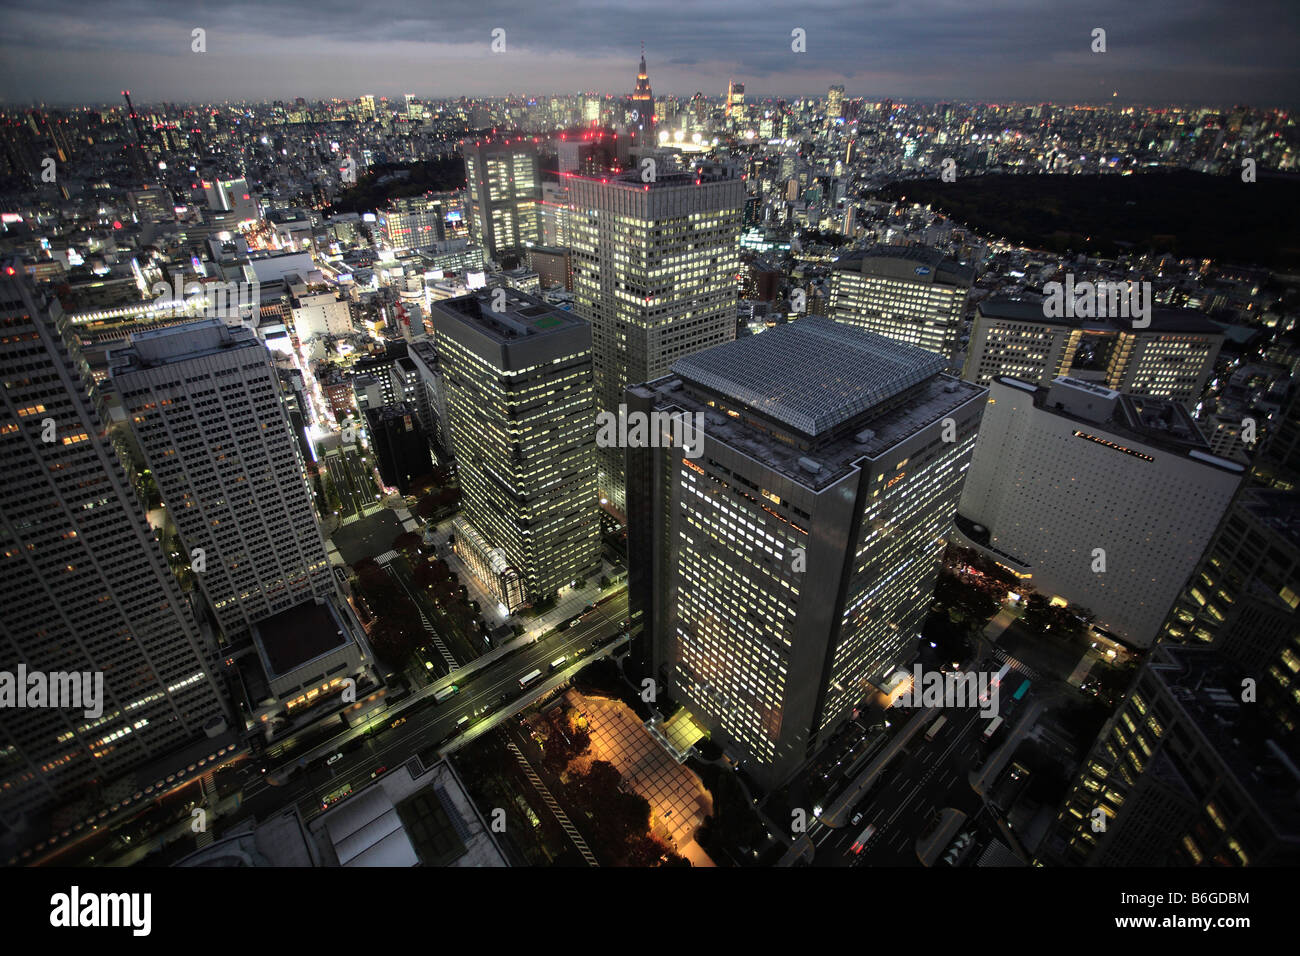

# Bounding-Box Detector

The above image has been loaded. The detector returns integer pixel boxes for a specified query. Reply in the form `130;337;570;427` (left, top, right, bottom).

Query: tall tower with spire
630;43;656;146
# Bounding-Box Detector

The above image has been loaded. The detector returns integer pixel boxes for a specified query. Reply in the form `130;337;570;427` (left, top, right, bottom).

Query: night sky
1;0;1296;106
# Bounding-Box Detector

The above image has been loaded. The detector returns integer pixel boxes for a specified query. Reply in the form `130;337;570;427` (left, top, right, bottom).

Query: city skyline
0;0;1295;887
1;0;1298;107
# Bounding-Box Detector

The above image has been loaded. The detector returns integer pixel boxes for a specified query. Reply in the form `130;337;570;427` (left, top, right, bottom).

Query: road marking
504;736;599;867
384;565;458;669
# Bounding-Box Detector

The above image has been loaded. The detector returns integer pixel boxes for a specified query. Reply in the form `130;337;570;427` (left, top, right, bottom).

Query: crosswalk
374;549;399;565
991;646;1038;682
195;772;217;848
504;736;599;867
382;565;457;669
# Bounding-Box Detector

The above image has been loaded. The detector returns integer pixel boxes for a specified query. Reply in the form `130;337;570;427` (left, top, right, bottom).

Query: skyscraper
826;84;845;124
725;80;745;126
964;298;1224;407
107;320;333;640
0;279;229;822
626;317;986;788
829;246;974;364
630;45;656;147
957;376;1244;647
431;289;600;611
1048;644;1300;866
1160;485;1300;741
365;403;432;496
464;139;541;263
569;166;743;511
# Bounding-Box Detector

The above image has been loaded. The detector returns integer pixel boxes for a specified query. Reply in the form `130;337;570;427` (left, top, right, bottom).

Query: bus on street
519;669;542;690
434;684;459;703
983;715;1005;740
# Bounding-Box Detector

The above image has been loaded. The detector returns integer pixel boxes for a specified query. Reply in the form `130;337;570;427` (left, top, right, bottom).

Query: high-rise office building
630;46;656;147
389;355;434;440
569;166;743;511
365;403;432;496
826;84;845;124
690;92;709;130
406;340;454;460
1160;486;1300;738
1048;644;1300;866
829;246;974;364
957;376;1244;647
464;139;541;263
725;81;745;126
378;194;459;250
431;289;600;611
0;279;229;821
1252;384;1300;492
964;298;1224;407
626;318;986;788
107;320;333;640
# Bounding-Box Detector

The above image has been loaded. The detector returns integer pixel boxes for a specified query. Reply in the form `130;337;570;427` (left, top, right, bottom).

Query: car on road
326;753;343;766
851;811;864;827
370;765;387;779
851;824;877;854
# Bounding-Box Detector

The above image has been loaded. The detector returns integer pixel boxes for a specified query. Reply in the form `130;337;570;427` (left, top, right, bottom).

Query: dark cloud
0;0;1295;105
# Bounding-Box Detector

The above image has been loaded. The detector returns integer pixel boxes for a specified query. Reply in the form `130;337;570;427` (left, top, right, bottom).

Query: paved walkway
567;690;715;859
983;606;1017;643
1066;650;1099;687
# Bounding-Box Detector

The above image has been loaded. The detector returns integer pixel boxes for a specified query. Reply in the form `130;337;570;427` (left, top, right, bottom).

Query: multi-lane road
812;705;987;865
33;591;630;866
800;652;1038;867
323;449;379;520
237;591;631;824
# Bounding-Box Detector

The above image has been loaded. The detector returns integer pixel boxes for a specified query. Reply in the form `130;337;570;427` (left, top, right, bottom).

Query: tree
1023;594;1088;640
367;615;416;670
932;568;998;624
392;531;422;556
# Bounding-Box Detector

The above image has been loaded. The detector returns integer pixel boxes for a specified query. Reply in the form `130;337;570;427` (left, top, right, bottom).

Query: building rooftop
672;316;947;437
112;318;258;372
365;401;416;425
433;287;583;343
645;327;983;491
997;375;1247;474
565;164;738;189
253;598;351;679
978;296;1222;334
833;244;974;286
309;757;508;867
